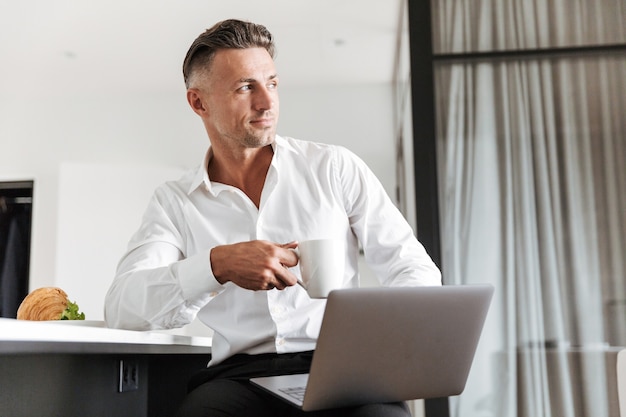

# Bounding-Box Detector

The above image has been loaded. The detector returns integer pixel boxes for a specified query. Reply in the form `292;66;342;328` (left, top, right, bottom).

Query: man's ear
187;88;208;116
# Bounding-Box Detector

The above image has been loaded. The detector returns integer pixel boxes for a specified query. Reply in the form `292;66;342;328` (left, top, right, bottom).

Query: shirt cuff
173;250;223;299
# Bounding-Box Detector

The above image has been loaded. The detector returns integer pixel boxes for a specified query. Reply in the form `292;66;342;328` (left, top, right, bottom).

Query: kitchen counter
0;318;212;417
0;318;212;354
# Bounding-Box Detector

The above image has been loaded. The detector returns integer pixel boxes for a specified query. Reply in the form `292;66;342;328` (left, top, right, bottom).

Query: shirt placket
255;164;290;350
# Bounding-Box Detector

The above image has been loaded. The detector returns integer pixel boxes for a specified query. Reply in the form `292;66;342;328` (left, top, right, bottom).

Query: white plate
44;320;105;327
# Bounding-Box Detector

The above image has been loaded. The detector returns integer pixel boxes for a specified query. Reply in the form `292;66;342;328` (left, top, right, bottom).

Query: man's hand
210;240;299;291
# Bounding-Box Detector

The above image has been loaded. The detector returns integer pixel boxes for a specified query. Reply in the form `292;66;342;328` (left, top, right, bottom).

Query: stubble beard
240;115;277;148
240;130;275;148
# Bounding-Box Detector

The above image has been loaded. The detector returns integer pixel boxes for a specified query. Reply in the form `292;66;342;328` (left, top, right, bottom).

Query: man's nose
253;86;275;111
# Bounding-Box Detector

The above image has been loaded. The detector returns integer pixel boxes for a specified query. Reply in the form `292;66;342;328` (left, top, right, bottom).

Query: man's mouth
250;117;274;128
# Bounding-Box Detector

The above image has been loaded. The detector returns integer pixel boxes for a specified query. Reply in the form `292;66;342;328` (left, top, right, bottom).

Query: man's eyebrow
237;74;279;83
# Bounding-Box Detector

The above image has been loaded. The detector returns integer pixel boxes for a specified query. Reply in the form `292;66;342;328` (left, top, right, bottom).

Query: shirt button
270;306;283;315
277;338;285;346
209;291;218;297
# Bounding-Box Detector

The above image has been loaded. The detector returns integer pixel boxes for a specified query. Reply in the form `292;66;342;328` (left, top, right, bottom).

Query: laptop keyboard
279;386;306;402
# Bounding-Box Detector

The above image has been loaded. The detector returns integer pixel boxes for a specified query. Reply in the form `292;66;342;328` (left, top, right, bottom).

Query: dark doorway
0;181;33;318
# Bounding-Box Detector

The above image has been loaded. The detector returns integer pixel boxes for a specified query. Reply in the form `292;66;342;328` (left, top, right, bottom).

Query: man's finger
276;244;299;268
274;263;299;288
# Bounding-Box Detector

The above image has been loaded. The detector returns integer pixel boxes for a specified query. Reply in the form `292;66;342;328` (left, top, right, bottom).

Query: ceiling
0;0;404;97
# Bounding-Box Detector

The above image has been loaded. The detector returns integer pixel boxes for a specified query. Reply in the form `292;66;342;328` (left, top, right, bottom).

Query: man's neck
208;145;274;208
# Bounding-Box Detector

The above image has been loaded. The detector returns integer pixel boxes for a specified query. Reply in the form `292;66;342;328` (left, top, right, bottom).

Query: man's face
198;47;279;150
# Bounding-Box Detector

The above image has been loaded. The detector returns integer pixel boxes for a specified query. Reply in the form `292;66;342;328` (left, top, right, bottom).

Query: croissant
17;287;85;321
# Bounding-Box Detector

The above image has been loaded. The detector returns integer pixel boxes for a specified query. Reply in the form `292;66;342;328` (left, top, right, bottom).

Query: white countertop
0;318;212;355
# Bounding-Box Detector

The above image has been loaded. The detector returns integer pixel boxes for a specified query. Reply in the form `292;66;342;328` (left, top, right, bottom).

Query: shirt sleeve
104;186;222;330
332;146;442;287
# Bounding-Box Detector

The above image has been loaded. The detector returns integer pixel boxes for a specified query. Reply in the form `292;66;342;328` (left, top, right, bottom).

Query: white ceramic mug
297;239;345;298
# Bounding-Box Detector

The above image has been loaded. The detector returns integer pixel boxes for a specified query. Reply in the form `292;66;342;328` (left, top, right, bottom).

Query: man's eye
268;82;278;90
238;85;252;92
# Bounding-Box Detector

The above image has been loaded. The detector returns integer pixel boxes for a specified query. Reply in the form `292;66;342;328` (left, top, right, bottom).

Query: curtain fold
431;0;626;54
436;53;625;417
432;2;626;414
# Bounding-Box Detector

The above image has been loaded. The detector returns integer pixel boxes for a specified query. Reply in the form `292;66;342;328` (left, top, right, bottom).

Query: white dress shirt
105;135;441;365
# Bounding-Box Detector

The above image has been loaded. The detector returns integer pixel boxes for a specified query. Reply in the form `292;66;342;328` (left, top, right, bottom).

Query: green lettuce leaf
60;300;86;320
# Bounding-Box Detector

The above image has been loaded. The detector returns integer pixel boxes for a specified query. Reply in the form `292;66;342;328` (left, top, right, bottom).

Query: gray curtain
430;0;626;416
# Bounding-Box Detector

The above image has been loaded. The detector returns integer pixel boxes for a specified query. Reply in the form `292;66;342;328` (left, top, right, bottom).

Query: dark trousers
175;351;412;417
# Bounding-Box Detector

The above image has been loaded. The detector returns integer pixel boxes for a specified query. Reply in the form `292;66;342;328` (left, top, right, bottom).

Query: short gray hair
182;19;276;88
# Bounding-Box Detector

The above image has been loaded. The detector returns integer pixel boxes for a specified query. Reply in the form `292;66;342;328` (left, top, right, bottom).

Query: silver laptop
250;284;494;411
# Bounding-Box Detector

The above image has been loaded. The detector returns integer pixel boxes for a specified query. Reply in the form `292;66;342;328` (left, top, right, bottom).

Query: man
105;19;441;417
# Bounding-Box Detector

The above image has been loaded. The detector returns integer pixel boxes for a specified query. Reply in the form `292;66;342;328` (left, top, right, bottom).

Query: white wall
0;83;396;319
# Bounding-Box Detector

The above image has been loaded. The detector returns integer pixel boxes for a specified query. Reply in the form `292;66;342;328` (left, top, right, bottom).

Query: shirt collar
186;135;297;196
188;147;213;195
273;134;298;156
